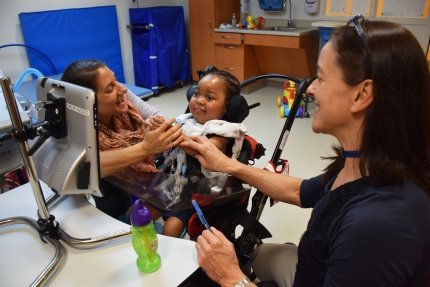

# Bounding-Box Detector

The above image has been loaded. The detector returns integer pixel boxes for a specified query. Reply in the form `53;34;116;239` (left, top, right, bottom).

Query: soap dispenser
232;13;237;26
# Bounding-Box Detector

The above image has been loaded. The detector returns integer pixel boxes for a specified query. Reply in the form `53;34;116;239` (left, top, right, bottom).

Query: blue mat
18;5;153;98
19;6;124;82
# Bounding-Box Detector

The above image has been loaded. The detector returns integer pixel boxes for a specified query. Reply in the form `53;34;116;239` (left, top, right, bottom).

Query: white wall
1;0;428;83
0;0;188;84
247;0;430;51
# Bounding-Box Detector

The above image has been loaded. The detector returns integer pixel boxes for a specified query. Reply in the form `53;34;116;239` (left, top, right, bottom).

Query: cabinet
213;31;319;81
213;33;244;80
188;0;240;81
243;33;319;78
189;1;319;82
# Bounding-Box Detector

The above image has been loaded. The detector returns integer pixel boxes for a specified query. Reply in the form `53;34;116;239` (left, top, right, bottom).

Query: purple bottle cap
130;199;151;227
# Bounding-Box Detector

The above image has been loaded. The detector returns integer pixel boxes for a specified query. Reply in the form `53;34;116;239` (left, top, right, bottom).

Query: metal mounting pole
1;77;50;220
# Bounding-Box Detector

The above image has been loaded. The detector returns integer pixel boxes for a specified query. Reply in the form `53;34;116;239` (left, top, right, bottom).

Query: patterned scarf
98;100;158;173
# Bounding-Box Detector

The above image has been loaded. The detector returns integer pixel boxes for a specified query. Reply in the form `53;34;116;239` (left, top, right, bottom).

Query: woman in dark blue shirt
181;16;430;287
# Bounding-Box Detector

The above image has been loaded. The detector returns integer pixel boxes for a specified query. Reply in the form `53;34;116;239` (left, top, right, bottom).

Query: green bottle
130;199;161;273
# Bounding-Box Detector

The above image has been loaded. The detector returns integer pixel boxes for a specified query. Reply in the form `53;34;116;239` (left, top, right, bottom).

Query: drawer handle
224;45;236;49
221;35;232;39
224;67;235;71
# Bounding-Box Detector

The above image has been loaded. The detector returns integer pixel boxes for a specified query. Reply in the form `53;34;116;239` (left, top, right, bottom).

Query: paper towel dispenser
258;0;286;11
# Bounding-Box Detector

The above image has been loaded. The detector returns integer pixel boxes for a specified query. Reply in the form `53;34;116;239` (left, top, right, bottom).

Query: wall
0;0;188;84
1;0;427;83
246;0;430;51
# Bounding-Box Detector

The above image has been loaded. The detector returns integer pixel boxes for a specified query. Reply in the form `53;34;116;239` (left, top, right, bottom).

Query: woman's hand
180;136;235;173
178;134;197;156
145;114;165;130
100;118;182;176
141;118;183;154
196;227;247;287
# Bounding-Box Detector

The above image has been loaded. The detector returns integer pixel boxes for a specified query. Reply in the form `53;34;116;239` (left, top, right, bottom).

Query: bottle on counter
232;13;237;26
130;199;161;273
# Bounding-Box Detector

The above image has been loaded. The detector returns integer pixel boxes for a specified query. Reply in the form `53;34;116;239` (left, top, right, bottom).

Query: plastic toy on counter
245;15;266;29
246;15;256;29
255;16;266;29
277;80;306;118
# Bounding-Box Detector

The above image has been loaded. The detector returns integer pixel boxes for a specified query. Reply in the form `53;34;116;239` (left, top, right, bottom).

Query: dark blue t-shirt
293;175;430;287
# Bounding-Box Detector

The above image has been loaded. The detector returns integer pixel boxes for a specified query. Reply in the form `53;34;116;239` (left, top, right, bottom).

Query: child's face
189;74;228;124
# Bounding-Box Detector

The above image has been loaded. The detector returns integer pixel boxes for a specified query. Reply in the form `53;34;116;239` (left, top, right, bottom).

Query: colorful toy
255;16;266;29
277;80;306;118
246;15;256;29
245;16;266;30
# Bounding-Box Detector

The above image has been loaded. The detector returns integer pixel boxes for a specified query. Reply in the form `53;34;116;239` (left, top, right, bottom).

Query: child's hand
146;115;165;130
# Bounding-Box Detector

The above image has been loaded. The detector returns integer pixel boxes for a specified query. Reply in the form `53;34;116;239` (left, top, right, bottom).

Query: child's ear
351;79;373;113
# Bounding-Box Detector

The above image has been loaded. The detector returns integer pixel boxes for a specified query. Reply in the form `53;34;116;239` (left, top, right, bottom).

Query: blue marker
191;199;210;230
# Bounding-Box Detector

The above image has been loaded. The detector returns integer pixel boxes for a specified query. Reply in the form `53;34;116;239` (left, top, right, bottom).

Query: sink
259;26;316;33
268;26;297;31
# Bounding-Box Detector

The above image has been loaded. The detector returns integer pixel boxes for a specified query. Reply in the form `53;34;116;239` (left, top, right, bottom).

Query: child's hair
199;67;241;103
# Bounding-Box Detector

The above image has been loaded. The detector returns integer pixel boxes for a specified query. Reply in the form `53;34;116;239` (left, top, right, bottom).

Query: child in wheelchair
154;67;251;237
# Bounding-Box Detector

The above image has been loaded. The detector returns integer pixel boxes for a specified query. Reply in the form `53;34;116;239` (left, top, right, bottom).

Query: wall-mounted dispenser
258;0;286;12
305;0;319;14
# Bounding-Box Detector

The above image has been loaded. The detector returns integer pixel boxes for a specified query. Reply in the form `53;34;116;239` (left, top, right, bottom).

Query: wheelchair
177;67;314;286
168;66;313;244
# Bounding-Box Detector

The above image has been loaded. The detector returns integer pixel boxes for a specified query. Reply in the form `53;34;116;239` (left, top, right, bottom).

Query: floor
146;83;337;245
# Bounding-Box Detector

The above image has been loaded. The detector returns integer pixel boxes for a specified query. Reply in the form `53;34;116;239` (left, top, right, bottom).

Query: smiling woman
180;17;430;287
61;59;184;221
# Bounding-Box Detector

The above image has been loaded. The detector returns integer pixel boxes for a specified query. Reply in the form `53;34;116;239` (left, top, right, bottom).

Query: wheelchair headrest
186;84;249;123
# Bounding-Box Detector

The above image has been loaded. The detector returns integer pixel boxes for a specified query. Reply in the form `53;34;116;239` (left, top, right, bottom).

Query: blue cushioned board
19;6;125;82
18;6;153;98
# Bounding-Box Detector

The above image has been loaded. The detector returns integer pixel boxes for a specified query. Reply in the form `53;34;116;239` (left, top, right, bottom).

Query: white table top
0;182;198;286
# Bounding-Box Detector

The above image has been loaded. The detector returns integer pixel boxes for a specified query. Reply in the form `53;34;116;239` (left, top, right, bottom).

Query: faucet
287;0;294;28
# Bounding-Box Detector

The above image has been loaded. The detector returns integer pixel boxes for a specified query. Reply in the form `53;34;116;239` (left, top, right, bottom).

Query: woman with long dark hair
181;16;430;287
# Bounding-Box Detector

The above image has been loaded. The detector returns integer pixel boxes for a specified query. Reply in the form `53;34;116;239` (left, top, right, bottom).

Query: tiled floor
147;83;337;244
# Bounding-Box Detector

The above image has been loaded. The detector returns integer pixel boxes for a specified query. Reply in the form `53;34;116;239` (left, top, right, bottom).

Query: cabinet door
189;0;240;81
215;44;244;66
189;0;216;81
216;64;244;81
213;33;242;45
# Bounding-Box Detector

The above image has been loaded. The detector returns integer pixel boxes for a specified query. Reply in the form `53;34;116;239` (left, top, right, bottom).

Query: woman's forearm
100;119;183;177
181;136;303;206
226;159;303;207
99;143;150;177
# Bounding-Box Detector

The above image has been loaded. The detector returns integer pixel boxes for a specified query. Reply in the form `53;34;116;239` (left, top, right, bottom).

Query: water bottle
130;199;161;272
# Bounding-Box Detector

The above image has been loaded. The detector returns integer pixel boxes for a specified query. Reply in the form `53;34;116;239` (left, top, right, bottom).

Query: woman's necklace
342;149;361;158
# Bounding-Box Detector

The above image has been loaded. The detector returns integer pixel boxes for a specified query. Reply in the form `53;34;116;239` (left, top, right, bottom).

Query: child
159;68;248;237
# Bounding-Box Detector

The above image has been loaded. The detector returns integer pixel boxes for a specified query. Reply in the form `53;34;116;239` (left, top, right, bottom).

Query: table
104;171;251;212
0;181;198;287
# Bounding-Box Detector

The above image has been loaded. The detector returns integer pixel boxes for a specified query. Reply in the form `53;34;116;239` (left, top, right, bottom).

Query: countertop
214;26;319;37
